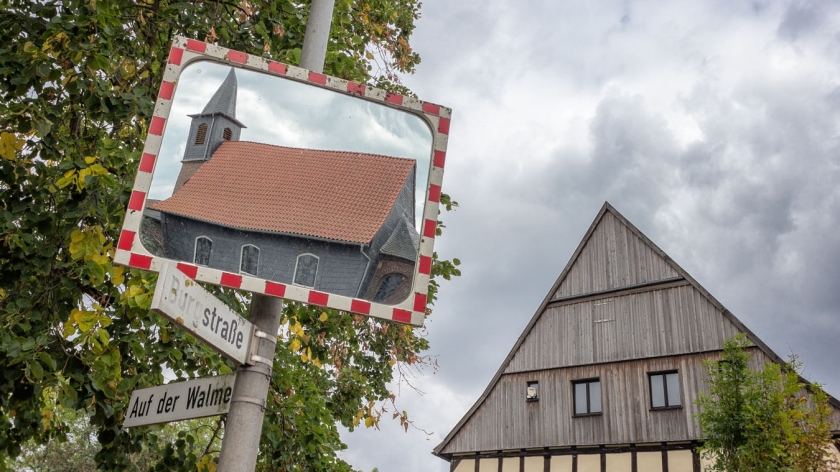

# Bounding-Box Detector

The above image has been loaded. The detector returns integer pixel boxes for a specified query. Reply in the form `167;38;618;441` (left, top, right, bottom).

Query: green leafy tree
696;334;839;472
0;0;459;470
14;404;224;472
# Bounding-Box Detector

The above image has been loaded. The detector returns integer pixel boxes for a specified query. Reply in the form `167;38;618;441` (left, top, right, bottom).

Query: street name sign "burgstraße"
151;263;254;365
123;374;237;428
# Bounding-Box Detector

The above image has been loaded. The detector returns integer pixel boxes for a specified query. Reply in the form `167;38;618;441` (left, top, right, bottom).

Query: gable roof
379;219;420;260
433;201;840;456
151;141;415;244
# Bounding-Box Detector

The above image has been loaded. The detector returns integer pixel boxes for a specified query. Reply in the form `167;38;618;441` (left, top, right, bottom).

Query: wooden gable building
434;202;840;472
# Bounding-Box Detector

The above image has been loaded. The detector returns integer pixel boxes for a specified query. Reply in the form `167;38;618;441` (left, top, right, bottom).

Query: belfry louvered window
195;123;208;145
223;127;232;141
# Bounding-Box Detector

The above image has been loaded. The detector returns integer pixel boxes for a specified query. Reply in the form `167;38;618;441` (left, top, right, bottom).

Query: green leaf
88;54;109;71
21;338;36;351
97;328;109;346
30;361;44;380
38;352;56;371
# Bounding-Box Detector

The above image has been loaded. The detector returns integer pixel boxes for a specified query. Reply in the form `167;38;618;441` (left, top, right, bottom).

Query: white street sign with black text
151;263;254;364
123;374;236;428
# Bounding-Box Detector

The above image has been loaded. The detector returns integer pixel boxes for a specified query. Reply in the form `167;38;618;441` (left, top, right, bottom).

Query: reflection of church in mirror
144;69;419;304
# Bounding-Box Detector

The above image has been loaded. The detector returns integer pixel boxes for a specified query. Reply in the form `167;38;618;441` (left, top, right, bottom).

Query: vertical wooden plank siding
444;351;746;454
443;347;840;455
505;286;742;374
553;212;679;299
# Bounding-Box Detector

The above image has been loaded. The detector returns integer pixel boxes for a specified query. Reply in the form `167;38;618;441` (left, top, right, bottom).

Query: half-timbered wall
448;445;840;472
450;448;699;472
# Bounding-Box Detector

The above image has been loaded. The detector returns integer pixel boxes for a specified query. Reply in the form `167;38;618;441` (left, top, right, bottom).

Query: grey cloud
777;0;826;41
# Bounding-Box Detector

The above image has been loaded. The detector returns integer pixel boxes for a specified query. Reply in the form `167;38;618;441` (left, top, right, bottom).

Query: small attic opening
526;381;539;402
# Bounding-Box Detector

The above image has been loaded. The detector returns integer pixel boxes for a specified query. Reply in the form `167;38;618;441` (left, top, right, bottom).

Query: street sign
151;263;254;365
123;373;237;428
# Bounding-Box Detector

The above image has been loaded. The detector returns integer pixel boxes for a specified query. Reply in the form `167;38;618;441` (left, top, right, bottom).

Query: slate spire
200;68;238;119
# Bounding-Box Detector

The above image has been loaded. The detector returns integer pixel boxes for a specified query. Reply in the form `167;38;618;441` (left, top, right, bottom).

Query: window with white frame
293;254;319;288
649;371;681;409
573;378;601;416
240;245;259;276
194;236;212;266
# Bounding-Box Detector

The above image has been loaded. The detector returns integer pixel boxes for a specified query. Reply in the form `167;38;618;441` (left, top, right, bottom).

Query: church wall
364;255;415;304
358;166;417;300
174;161;203;193
160;214;368;297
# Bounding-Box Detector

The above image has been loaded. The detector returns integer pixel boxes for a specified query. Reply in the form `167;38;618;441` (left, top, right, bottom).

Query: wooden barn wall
506;285;742;374
441;350;782;455
553;211;679;299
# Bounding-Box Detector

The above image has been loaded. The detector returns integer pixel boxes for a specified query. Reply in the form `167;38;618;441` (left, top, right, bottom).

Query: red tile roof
151;141;415;244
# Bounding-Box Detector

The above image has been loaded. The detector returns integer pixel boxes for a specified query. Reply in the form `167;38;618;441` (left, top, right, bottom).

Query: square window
526;381;539;402
649;371;681;409
573;379;601;416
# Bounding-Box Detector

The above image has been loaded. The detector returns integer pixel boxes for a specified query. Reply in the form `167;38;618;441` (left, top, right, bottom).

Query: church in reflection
143;69;419;304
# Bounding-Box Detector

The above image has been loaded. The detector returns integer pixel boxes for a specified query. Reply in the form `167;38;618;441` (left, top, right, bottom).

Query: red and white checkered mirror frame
114;36;451;327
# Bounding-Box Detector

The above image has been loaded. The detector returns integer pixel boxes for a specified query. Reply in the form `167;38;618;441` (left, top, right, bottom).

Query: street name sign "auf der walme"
123;373;237;428
151;263;254;365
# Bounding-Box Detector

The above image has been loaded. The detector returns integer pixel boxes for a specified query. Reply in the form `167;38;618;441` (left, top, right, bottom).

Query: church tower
173;68;246;192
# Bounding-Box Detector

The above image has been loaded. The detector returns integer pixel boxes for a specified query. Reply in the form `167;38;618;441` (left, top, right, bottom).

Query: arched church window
293;254;319;288
194;236;212;266
373;273;406;303
195;123;208;145
240;245;259;276
223;127;232;141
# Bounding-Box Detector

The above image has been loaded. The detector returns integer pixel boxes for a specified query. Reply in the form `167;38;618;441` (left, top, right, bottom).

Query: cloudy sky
333;1;840;471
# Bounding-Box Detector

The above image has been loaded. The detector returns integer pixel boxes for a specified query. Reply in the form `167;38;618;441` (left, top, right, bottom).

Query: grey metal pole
217;295;282;471
217;0;335;469
300;0;336;73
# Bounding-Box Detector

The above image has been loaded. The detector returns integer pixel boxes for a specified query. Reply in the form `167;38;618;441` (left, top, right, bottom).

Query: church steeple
183;68;246;162
199;68;239;119
174;68;247;192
